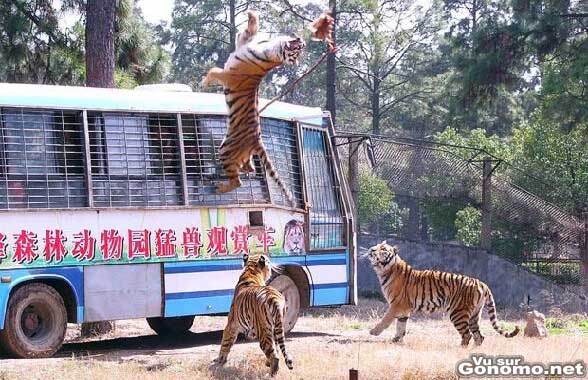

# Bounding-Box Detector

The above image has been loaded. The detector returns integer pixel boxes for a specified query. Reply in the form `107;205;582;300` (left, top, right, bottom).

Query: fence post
480;157;492;250
348;137;359;221
580;212;588;286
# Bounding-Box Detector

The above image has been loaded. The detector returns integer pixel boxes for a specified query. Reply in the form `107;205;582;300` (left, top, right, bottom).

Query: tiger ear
243;254;249;265
381;240;387;245
259;255;267;267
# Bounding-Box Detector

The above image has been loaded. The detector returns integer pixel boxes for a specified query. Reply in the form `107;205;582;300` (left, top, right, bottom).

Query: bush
358;169;405;235
455;206;481;246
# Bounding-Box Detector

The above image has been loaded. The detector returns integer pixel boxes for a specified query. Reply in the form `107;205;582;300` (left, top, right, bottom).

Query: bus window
0;108;86;209
302;127;345;249
88;112;183;207
261;118;303;208
181;114;270;206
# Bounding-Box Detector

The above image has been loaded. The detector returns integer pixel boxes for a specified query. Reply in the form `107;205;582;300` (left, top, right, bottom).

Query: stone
523;310;548;338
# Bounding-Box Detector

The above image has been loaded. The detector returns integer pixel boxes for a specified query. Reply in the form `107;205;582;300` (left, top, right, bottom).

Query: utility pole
580;212;588;286
480;157;493;250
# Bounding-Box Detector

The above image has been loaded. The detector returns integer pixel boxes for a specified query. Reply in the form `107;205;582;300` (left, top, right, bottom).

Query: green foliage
115;5;171;86
454;206;481;246
511;114;588;213
521;261;581;285
422;201;461;241
358;169;405;234
358;169;393;226
434;127;513;162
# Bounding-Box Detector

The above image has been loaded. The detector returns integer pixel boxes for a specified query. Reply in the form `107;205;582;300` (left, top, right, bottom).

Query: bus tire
147;316;194;336
269;275;300;334
0;283;67;358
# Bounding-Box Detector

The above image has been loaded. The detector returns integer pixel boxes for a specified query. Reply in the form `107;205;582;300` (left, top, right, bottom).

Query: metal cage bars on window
0;108;305;210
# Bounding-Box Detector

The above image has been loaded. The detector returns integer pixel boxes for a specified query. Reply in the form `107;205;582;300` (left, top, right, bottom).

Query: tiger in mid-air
201;10;334;206
365;242;520;346
212;254;292;376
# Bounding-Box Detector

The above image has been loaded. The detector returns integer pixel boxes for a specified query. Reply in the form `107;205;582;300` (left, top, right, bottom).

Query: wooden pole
580;212;588;286
349;369;359;380
480;157;492;250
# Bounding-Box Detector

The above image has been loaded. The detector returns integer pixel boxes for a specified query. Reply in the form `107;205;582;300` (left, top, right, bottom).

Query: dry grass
0;299;586;380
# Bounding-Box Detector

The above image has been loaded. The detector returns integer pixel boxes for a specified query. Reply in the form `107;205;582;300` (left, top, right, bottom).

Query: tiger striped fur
365;242;520;346
201;10;304;206
213;254;293;376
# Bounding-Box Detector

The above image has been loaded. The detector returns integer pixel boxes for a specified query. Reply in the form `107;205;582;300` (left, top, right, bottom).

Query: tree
455;206;482;246
168;0;249;89
115;5;171;88
357;169;404;235
85;0;117;87
0;0;84;84
336;0;439;135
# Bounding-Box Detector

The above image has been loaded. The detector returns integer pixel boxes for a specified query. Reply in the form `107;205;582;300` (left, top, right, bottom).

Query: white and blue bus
0;83;356;358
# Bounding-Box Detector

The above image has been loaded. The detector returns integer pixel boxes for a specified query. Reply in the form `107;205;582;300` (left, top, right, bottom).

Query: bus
0;83;357;358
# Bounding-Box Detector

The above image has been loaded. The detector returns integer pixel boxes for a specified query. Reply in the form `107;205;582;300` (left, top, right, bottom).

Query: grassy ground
0;299;586;380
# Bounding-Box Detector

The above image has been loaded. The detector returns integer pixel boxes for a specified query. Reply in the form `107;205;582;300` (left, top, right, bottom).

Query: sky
139;0;174;24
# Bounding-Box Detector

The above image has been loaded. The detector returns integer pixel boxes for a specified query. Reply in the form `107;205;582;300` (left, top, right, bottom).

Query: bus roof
0;83;325;124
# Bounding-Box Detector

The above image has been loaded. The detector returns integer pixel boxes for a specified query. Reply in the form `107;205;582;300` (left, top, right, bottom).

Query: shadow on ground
52;329;339;360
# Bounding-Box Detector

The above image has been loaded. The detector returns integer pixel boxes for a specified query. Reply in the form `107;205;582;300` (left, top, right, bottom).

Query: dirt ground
0;299;586;380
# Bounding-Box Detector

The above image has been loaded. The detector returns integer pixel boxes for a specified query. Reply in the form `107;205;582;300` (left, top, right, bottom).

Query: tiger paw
370;327;383;336
201;73;212;88
392;336;404;343
285;357;294;370
210;356;226;368
269;357;280;376
216;182;235;194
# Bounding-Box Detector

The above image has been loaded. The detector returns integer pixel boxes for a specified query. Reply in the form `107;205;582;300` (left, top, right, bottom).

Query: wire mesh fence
335;132;587;285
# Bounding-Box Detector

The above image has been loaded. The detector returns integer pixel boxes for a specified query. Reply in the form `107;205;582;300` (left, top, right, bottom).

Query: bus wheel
0;283;67;358
269;275;300;334
147;316;195;336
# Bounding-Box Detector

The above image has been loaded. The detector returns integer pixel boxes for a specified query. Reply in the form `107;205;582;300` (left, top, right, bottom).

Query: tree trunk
83;0;117;336
229;0;236;53
325;0;337;124
85;0;117;88
371;78;380;135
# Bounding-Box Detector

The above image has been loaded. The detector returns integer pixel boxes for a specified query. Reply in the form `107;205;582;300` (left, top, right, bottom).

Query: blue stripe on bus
305;258;347;266
165;264;243;274
166;289;234;300
163;255;307;274
313;282;349;289
165;295;233;317
313;285;348;306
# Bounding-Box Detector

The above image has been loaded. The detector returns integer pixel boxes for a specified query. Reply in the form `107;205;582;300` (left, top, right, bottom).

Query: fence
335;132;588;285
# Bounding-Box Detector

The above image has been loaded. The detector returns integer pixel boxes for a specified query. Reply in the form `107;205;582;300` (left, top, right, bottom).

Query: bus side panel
163;260;243;317
305;252;349;306
83;264;161;322
0;266;84;329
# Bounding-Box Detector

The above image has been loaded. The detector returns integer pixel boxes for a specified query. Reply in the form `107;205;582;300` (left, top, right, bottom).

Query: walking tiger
365;242;520;346
212;254;292;376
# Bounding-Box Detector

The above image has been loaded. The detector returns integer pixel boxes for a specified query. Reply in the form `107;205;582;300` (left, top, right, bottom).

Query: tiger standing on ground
212;254;293;376
201;10;334;206
365;242;520;346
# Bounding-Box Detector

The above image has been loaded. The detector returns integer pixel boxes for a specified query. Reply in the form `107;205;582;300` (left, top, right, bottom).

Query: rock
523;310;548;338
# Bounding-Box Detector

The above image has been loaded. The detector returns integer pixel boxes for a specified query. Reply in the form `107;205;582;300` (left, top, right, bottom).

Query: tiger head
241;254;274;284
283;220;305;254
265;35;305;65
365;241;399;273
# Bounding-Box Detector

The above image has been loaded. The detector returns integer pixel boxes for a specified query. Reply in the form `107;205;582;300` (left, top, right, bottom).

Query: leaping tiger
212;254;292;376
365;242;520;346
201;10;334;206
